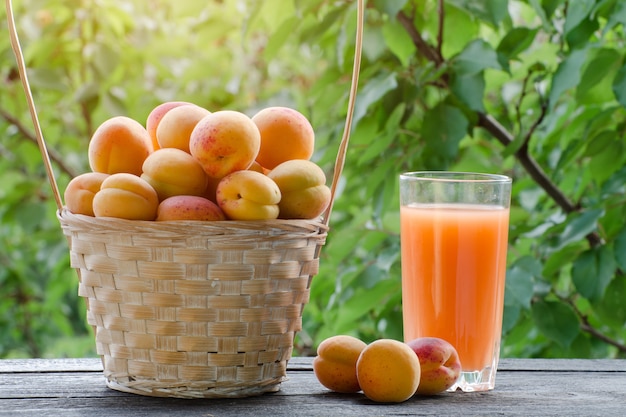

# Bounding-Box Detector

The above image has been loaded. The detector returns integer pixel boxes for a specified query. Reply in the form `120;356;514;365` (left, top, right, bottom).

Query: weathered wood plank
0;358;624;416
1;357;625;373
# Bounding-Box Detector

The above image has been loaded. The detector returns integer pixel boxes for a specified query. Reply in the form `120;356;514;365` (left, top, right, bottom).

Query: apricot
156;104;211;153
313;335;367;393
140;148;208;201
63;172;109;216
216;170;280;220
252;106;315;170
189;110;261;179
407;337;462;395
88;116;153;176
356;339;421;403
92;173;159;220
267;159;331;219
146;101;192;150
156;195;225;221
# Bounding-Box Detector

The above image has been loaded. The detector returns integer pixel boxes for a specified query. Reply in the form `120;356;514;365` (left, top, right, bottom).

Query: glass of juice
399;171;512;392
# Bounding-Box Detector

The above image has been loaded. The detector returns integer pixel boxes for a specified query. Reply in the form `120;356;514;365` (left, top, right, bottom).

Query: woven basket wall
58;208;327;398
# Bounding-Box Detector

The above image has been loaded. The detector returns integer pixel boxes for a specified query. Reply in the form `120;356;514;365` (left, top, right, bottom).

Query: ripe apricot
156;196;225;221
313;335;367;393
189;110;261;179
146;101;192;150
141;148;208;201
156;104;210;153
88;116;153;176
252;106;315;170
356;339;421;403
92;173;159;220
215;170;280;220
63;172;109;216
267;159;331;219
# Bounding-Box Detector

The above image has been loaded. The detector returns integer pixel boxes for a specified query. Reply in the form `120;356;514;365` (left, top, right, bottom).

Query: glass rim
400;171;512;184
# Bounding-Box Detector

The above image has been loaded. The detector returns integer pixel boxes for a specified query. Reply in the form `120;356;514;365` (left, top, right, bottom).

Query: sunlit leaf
548;47;589;110
382;19;417;67
451;39;502;76
554;209;604;251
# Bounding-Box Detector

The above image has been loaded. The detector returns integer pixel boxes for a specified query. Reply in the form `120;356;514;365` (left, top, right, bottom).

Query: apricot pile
64;103;332;222
313;335;462;403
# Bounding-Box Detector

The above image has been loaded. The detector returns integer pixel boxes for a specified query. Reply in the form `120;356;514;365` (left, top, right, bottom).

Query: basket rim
57;207;329;237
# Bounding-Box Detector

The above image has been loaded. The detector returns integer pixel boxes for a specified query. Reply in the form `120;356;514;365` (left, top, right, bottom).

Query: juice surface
400;203;509;371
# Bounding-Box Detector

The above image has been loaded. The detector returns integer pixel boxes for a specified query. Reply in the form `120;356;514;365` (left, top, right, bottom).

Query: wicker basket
7;0;363;398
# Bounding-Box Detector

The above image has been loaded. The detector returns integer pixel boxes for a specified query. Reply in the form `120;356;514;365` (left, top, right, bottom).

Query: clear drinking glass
399;171;512;392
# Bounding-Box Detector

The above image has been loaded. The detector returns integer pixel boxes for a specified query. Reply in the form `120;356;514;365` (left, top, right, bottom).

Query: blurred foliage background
1;0;625;359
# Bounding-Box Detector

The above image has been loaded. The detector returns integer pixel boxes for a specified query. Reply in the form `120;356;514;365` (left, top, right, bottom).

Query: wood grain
1;358;625;416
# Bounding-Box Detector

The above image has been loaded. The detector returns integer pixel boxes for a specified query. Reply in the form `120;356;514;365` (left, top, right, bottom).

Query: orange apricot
252;106;314;170
313;335;367;393
356;339;421;403
88;116;153;176
63;172;109;216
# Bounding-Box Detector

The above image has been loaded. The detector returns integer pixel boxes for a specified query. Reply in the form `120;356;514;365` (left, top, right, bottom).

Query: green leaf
334;279;399;334
576;48;622;99
505;266;535;309
447;0;509;27
352;72;398;126
554;209;603;251
422;103;469;167
531;299;580;348
612;63;626;108
496;27;539;62
263;16;299;61
595;274;626;328
548;47;589;110
450;71;486;112
374;0;409;18
382;19;417;67
542;0;566;18
563;0;595;36
566;16;599;49
614;227;626;271
451;39;502;76
588;139;625;185
603;0;626;34
572;247;617;302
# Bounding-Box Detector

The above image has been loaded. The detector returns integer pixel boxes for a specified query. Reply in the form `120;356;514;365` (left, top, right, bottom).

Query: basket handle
6;0;364;226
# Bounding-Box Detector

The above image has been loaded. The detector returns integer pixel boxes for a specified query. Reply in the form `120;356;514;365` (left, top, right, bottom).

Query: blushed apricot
252;106;314;170
356;339;421;403
156;195;225;221
313;335;367;393
63;172;109;216
189;110;261;179
88;116;153;176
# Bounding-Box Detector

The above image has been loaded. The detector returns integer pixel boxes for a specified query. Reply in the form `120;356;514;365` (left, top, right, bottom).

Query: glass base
448;366;497;392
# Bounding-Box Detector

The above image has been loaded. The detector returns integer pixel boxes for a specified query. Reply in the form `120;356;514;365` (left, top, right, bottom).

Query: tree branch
397;10;444;67
437;0;444;59
0;107;78;179
565;296;626;354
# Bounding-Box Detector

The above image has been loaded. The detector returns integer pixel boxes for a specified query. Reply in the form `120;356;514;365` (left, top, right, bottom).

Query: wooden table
1;357;624;416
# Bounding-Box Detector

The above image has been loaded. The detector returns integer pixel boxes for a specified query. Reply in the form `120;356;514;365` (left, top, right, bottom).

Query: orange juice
400;203;509;371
